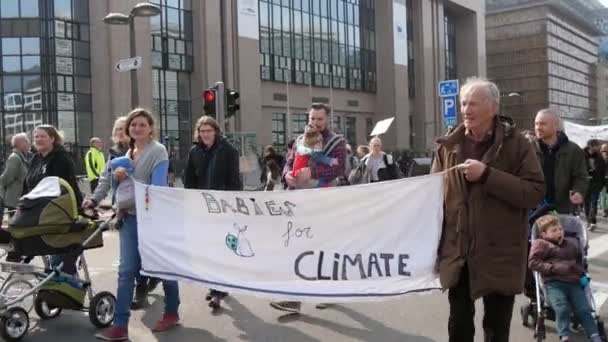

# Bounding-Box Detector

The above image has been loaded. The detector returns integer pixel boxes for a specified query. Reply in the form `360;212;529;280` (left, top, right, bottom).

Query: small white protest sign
370;117;395;136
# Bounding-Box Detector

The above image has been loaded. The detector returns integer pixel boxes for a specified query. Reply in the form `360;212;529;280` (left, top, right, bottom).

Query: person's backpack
381;154;400;180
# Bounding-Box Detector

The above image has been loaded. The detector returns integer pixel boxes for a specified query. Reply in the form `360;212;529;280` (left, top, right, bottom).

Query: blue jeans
50;251;79;275
546;281;598;338
114;214;180;327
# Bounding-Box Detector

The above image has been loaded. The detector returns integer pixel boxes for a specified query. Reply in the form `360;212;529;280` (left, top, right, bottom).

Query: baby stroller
520;213;608;341
0;177;116;341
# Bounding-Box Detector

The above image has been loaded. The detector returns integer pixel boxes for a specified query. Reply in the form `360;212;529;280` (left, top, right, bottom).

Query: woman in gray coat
0;133;31;227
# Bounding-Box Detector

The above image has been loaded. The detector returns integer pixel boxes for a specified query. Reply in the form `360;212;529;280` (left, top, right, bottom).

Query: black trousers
448;266;515;342
90;178;99;193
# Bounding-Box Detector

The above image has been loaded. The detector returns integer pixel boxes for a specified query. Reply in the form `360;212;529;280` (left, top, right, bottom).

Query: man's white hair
11;133;28;148
460;77;501;107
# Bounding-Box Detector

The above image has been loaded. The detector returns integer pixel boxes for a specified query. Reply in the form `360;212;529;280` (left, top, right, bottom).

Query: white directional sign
115;56;142;72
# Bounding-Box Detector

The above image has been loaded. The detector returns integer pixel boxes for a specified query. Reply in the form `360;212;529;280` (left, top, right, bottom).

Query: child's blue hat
110;156;134;172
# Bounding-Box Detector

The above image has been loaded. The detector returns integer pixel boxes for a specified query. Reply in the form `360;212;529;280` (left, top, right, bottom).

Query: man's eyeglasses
601;150;608;154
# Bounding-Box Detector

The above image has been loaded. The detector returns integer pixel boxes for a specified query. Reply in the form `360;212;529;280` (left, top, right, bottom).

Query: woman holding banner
184;115;242;310
96;108;180;341
84;116;160;310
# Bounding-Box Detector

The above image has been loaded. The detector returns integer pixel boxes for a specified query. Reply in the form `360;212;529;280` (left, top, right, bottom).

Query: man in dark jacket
534;109;588;214
432;78;544;342
183;115;242;309
584;139;605;231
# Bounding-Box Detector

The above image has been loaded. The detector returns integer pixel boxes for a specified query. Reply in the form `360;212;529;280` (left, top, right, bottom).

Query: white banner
563;121;608;147
237;0;259;40
393;1;408;66
135;175;443;302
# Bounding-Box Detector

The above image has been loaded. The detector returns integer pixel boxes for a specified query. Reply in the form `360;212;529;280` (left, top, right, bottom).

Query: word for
294;251;411;281
202;192;296;217
282;221;313;247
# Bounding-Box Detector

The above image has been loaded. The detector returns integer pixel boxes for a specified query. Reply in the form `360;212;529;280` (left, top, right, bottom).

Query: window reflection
3;76;22;93
1;0;19;18
21;56;40;72
2;38;20;55
0;1;92;148
2;57;20;73
258;0;376;92
152;0;193;166
20;0;39;17
21;38;39;55
54;0;72;20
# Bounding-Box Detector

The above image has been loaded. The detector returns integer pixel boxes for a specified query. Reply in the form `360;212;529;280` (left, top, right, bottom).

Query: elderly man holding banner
432;77;544;342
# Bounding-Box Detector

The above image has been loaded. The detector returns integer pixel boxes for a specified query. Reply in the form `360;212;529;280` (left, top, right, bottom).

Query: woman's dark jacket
24;146;83;205
184;138;243;191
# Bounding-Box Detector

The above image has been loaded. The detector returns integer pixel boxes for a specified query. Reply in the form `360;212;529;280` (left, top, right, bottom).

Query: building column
375;0;411;149
413;0;445;150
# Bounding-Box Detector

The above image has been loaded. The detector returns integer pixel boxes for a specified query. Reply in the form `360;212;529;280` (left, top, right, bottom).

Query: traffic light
226;89;240;118
203;88;217;116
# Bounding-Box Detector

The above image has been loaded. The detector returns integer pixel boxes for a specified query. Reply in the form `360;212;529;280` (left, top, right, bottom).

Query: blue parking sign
442;95;457;128
439;79;459;97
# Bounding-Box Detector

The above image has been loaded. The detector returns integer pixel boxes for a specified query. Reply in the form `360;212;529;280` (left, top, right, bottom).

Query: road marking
586;281;608;311
587;233;608;259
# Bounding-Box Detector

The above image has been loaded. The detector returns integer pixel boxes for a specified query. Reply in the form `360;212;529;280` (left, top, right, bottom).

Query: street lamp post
103;2;161;109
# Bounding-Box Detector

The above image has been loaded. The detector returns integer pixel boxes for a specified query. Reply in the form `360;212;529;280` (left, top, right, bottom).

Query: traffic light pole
215;81;226;129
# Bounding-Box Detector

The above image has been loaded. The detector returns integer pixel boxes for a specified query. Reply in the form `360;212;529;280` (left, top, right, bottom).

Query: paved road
6;218;608;341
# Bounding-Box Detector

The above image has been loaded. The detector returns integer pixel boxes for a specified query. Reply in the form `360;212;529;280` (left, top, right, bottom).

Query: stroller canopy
11;176;79;229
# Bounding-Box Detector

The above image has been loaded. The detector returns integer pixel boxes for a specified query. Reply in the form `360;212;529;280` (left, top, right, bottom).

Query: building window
0;0;91;156
444;13;457;80
0;0;39;18
150;0;193;169
291;112;308;137
272;112;286;146
259;0;376;93
332;114;343;134
366;117;374;137
345;116;356;145
407;0;414;98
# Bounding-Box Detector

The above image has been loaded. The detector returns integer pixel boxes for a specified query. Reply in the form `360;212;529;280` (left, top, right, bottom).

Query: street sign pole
129;19;138;109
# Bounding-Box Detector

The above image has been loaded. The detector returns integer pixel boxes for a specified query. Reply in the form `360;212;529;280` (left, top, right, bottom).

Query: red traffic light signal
203;90;215;103
203;89;217;116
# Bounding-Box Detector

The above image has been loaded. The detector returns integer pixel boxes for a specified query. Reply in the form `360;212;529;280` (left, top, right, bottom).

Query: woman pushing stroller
529;214;602;342
18;125;83;273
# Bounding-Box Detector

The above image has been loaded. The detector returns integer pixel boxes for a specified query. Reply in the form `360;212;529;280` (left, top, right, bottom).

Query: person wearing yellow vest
85;137;105;192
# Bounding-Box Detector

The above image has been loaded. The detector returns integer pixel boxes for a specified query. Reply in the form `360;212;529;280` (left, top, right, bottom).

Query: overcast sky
601;0;608;7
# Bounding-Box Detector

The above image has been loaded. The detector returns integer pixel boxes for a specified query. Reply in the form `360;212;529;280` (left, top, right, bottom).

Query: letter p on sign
442;95;457;128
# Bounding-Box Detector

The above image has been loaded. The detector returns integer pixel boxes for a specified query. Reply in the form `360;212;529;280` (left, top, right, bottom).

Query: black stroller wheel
33;295;62;320
0;307;29;342
88;291;116;328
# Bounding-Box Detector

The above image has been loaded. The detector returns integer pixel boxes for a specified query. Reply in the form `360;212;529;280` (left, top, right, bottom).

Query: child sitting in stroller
529;214;602;342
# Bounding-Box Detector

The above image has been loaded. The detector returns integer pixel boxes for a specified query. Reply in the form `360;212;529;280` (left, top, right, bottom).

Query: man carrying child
529;215;602;342
270;102;346;314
